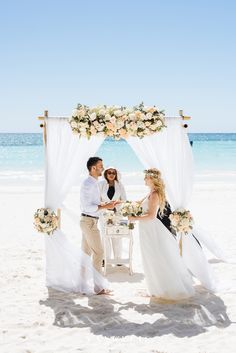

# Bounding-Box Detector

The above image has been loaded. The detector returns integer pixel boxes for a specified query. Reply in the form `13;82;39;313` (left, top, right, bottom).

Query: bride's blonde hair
144;168;166;215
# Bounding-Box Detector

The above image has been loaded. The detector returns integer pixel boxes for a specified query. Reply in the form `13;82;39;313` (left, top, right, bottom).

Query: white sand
0;178;236;353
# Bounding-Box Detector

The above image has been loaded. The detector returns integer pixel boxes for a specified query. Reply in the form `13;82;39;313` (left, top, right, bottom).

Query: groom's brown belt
81;213;99;219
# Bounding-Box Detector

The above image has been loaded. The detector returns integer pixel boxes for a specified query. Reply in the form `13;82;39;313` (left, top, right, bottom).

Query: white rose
89;112;97;121
117;120;124;129
78;109;86;117
171;219;179;226
137;121;145;129
125;108;132;114
176;208;185;213
105;114;111;120
181;218;190;227
114;110;123;117
156;120;163;127
93;121;100;128
72;109;78;117
128;113;135;121
97;123;105;132
110;117;116;124
99;109;106;116
71;121;77;128
140;113;145;120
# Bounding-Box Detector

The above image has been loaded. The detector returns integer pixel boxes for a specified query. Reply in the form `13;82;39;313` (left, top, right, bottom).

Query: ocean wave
0;169;235;189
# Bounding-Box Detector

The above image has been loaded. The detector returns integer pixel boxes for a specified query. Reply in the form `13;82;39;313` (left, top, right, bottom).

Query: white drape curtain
45;118;104;209
44;118;108;293
128;118;215;290
128;117;193;209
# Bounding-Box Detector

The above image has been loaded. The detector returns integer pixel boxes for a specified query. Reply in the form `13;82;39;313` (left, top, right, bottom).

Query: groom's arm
98;202;116;210
81;183;116;212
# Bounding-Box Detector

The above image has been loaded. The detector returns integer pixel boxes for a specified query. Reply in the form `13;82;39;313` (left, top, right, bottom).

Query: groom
80;157;117;274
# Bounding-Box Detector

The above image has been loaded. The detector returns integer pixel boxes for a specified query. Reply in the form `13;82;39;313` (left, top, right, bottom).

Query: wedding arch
36;105;219;293
38;107;192;217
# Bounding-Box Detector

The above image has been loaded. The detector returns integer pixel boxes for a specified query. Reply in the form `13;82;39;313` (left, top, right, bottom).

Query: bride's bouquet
34;208;58;235
121;201;143;217
120;201;143;229
169;208;194;234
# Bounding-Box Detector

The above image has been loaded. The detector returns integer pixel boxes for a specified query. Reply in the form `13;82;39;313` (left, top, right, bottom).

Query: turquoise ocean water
0;133;236;184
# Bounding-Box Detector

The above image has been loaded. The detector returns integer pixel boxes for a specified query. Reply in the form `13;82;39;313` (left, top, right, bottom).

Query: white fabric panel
128;118;215;290
127;117;193;209
44;118;108;293
45;118;104;209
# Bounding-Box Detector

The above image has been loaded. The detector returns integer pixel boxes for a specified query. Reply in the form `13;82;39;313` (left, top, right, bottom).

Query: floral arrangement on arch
120;201;143;217
169;208;194;234
33;208;58;235
69;102;165;140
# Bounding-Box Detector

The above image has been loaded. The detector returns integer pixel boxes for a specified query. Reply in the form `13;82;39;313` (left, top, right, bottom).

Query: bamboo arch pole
38;110;61;229
38;110;191;126
179;109;191;256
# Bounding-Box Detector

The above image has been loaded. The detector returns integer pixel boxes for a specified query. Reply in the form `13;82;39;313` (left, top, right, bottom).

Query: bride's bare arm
128;192;159;221
135;196;146;205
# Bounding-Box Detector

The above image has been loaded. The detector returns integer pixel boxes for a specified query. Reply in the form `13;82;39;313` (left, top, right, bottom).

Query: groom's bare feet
97;289;113;296
136;290;150;298
151;297;179;304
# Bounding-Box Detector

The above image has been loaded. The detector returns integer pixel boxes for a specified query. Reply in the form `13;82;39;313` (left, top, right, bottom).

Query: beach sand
0;179;236;353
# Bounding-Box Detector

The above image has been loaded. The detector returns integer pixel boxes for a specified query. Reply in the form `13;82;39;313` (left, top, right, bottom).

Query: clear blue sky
0;0;235;132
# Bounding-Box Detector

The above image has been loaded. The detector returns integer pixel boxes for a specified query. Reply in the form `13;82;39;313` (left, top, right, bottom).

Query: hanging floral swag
169;208;194;234
34;208;58;235
69;102;166;140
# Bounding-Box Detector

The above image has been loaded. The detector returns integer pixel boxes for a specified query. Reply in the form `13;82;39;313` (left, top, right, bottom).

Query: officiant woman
99;167;127;261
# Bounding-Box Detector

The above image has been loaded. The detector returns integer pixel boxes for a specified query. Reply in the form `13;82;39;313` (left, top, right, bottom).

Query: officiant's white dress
139;198;195;299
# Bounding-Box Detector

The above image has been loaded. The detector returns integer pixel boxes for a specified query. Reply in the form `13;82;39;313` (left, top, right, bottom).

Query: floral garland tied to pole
69;102;166;140
169;208;194;256
34;208;58;235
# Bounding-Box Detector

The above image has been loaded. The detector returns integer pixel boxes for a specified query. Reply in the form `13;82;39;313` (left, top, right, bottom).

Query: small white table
103;225;133;275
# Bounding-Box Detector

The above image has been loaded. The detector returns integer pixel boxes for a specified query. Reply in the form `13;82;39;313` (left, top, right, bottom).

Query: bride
128;168;195;300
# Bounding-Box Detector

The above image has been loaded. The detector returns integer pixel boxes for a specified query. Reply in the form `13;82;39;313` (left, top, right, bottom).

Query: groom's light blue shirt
80;175;101;217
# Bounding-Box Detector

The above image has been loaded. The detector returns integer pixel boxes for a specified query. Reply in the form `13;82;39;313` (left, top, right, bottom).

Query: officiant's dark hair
87;157;103;171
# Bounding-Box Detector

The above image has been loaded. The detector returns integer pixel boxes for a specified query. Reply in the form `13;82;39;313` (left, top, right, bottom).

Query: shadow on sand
40;285;232;338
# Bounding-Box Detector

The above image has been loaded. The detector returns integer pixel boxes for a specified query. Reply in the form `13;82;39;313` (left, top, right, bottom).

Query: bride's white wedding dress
139;197;195;299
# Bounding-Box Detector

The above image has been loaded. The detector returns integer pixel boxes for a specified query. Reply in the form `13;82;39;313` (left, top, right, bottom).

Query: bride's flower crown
144;169;161;178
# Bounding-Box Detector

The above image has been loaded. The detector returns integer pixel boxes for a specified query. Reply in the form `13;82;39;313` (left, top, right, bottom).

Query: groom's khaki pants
80;216;104;274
